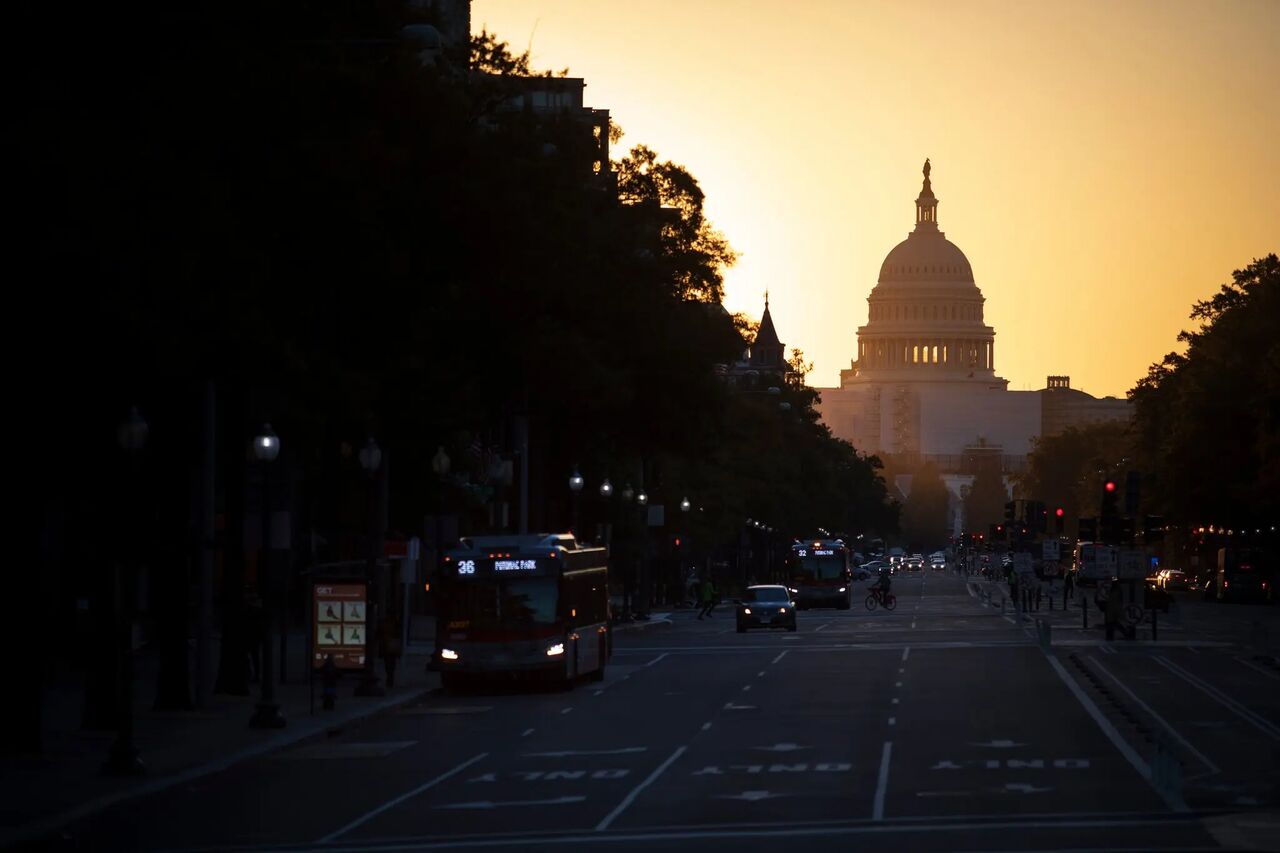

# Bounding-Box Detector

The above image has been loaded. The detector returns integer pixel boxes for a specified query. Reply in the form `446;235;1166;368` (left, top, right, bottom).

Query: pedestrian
380;610;403;688
697;576;716;619
1033;577;1043;611
1065;570;1075;601
1105;582;1124;641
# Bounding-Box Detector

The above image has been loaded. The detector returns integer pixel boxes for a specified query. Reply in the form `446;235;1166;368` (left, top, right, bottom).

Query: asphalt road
50;572;1280;852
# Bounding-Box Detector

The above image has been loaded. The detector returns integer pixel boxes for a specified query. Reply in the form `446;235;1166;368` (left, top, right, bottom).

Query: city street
42;571;1279;852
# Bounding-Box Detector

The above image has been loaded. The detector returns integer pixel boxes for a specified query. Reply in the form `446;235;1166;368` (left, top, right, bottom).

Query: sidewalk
3;630;437;850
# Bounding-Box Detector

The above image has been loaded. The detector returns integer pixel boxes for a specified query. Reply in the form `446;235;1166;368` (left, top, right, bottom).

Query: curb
3;686;431;850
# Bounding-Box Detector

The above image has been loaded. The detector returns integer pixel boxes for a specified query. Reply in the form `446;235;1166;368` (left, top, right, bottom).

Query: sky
473;0;1279;397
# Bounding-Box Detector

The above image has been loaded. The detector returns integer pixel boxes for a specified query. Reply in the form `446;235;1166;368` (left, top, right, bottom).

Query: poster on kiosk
313;581;369;670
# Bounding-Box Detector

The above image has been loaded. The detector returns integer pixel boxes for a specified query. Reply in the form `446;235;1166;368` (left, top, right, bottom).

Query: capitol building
815;161;1128;496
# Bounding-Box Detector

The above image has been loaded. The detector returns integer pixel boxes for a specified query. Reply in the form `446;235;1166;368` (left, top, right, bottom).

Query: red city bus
431;534;611;690
785;539;852;610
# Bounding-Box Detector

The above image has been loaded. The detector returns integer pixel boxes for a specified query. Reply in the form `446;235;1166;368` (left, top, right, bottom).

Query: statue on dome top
923;158;931;178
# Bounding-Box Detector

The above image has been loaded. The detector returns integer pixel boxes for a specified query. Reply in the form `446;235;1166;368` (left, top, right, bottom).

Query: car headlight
441;648;459;661
546;643;565;657
788;588;799;594
743;607;752;615
838;587;847;593
778;607;788;613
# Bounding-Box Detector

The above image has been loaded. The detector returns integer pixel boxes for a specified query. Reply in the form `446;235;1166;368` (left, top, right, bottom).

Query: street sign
313;581;369;670
1117;547;1148;580
1080;544;1116;580
1041;540;1061;562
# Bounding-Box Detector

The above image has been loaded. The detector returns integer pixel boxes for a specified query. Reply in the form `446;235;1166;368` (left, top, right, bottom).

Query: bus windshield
791;555;846;581
448;577;558;630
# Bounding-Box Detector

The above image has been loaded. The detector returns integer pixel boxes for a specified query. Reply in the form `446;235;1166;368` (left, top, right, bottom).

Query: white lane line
772;651;789;665
644;653;670;668
561;708;573;715
1043;654;1183;812
815;623;831;633
1088;656;1220;776
895;682;903;688
901;648;910;662
873;741;893;820
757;671;766;678
898;667;905;674
319;752;488;842
742;685;753;692
593;690;605;696
522;729;535;737
596;745;688;831
1234;656;1280;681
701;722;712;732
888;717;896;726
891;698;899;705
1155;656;1280;740
911;620;917;629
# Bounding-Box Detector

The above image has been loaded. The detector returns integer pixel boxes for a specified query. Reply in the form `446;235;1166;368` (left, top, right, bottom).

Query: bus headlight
441;648;459;661
743;608;752;615
838;587;847;593
546;643;565;657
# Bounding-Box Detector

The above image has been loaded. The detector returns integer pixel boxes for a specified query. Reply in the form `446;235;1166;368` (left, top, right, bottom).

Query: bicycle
865;588;897;611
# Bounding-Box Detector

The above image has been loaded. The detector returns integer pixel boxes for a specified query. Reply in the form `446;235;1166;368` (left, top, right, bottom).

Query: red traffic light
1055;507;1065;518
1104;481;1117;493
673;537;682;547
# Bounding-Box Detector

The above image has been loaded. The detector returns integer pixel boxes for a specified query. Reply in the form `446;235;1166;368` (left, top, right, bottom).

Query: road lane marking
901;648;910;662
772;651;789;665
561;708;573;715
595;745;688;831
522;729;535;737
873;741;892;820
742;684;753;692
895;682;903;687
525;747;647;758
757;671;766;677
815;623;831;632
436;795;586;810
339;814;1211;848
701;722;712;731
891;698;899;704
319;752;488;842
594;691;605;696
1088;656;1220;776
1154;656;1280;741
644;653;670;668
1234;656;1280;681
888;717;896;726
1042;654;1183;811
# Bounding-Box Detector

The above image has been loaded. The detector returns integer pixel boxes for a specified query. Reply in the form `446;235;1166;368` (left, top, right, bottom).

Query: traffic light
1054;506;1065;535
1004;501;1017;524
1101;480;1119;519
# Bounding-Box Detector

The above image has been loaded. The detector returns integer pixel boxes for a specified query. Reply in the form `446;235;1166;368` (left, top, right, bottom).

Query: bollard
321;655;339;710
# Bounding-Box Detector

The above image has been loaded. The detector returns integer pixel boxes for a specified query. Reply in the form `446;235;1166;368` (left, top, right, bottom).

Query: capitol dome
851;159;1000;385
878;232;973;283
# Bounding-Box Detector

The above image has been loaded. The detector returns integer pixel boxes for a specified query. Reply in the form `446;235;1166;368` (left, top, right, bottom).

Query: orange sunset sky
473;0;1279;397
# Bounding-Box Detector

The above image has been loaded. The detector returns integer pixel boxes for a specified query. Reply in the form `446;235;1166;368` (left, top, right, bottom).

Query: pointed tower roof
754;291;781;348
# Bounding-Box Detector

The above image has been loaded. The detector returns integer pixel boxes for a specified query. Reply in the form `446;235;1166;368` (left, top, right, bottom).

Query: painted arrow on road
717;791;784;801
524;747;647;758
971;740;1026;748
435;796;586;810
753;743;810;752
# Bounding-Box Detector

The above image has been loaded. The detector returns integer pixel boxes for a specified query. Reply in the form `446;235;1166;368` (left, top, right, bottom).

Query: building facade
816;161;1129;500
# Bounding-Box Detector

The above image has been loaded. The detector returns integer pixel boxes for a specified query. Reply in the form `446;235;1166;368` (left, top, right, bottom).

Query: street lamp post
355;437;385;697
569;466;584;537
105;407;148;775
249;424;285;729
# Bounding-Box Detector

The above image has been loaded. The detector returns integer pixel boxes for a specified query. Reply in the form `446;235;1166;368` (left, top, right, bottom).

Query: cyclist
870;567;893;605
